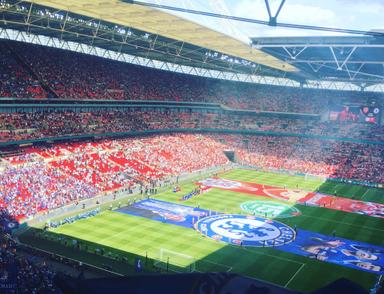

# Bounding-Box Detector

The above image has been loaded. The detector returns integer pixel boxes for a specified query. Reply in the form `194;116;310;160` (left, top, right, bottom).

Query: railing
0;97;321;119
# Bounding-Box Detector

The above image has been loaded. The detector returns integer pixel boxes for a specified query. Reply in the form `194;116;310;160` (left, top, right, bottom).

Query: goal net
153;248;196;273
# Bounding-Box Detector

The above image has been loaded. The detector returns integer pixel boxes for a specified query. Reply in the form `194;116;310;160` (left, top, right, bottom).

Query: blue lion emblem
217;220;275;238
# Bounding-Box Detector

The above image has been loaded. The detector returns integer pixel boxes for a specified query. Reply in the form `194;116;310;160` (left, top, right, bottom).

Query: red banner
197;178;384;219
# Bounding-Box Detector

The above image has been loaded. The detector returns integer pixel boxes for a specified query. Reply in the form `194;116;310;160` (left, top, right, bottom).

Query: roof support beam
149;34;158;50
256;44;384;48
352;63;366;80
28;8;63;25
290;60;384;64
307;62;326;73
90;20;101;46
176;42;184;56
329;47;341;70
344;64;353;80
282;46;307;60
320;62;384;80
150;39;182;52
340;46;356;68
60;11;69;40
0;0;24;12
264;0;286;26
25;1;33;25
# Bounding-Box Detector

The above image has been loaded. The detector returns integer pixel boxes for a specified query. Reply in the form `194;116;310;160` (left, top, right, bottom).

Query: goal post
153;248;196;273
304;173;326;183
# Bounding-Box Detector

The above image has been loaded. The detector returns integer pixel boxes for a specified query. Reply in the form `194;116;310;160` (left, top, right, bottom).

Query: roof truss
252;38;384;84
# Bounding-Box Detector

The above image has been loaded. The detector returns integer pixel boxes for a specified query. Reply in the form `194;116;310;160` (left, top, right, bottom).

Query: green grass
19;168;384;293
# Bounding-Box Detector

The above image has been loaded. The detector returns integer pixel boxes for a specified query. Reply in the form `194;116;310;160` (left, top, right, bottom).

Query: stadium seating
0;40;378;114
0;40;383;220
0;209;58;292
217;134;384;184
1;133;383;221
1;110;384;143
0;134;229;219
0;42;48;99
0;12;383;294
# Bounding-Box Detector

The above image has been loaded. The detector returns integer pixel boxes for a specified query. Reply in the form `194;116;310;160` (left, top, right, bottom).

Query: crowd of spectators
0;39;383;219
1;110;383;143
0;161;98;219
0;133;383;220
0;134;229;220
2;40;381;114
0;42;47;99
0;134;380;291
216;134;384;184
1;32;383;294
0;209;57;292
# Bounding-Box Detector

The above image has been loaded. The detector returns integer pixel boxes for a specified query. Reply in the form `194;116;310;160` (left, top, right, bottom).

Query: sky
146;0;384;43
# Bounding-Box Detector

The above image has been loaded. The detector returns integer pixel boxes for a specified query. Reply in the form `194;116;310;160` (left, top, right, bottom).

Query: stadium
0;0;383;293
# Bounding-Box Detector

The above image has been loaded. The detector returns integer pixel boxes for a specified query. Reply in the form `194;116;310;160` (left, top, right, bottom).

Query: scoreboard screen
329;102;381;124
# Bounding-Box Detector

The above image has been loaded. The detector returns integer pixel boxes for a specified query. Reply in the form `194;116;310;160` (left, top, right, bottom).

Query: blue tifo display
195;214;384;274
116;199;212;228
48;208;100;228
116;199;384;275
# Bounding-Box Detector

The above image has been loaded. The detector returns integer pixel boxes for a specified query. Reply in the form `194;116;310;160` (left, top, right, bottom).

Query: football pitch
20;169;384;293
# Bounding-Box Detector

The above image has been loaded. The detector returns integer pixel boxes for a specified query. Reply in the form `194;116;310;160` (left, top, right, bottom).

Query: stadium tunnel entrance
223;150;236;162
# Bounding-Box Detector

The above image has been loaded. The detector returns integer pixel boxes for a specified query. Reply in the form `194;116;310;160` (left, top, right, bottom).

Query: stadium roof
22;0;295;73
0;0;383;92
252;36;384;86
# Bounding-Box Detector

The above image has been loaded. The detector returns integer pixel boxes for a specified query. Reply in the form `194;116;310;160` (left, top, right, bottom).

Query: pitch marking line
240;247;304;266
202;260;233;272
360;189;371;201
284;263;305;288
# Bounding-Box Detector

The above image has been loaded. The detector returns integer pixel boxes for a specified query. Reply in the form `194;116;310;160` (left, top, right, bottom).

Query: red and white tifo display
197;178;384;219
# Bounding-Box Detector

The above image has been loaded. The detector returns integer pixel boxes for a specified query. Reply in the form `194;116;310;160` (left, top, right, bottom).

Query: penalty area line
240;246;304;266
284;263;305;288
202;259;233;272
